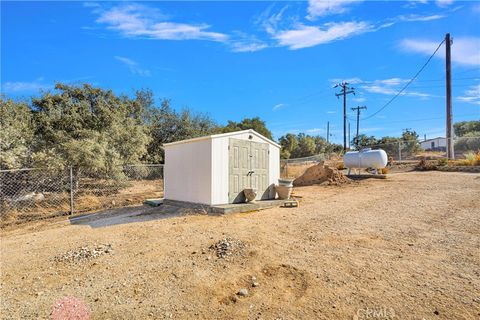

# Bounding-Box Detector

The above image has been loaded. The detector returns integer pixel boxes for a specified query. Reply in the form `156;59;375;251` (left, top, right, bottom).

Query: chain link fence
358;136;480;161
280;136;480;179
0;164;163;225
280;153;343;179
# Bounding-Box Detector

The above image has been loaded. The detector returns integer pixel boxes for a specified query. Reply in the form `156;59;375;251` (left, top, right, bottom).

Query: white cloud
83;2;100;8
307;0;362;19
400;37;480;66
375;78;408;86
403;1;428;9
473;3;480;14
272;103;285;111
1;78;51;93
330;77;363;85
362;127;384;133
457;84;480;105
326;111;336;114
436;0;454;8
306;128;325;134
114;56;151;77
273;21;373;50
361;84;431;99
230;41;268;52
397;14;446;22
353;97;366;103
229;32;268;52
94;4;228;42
354;77;431;99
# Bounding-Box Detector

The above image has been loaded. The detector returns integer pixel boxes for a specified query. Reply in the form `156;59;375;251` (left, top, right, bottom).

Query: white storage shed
163;129;281;205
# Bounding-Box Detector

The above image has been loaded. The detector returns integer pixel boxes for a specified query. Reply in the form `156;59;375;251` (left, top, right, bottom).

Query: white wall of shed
210;132;280;205
164;139;212;205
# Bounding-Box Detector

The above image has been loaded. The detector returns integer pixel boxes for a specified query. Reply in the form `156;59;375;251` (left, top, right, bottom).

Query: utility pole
348;122;351;149
351;106;367;143
326;121;330;144
335;82;355;151
445;33;454;159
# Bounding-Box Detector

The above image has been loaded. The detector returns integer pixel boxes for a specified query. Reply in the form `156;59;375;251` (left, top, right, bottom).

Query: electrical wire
361;38;446;121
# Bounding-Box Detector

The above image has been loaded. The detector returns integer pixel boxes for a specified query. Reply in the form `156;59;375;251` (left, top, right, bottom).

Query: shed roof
163;129;281;148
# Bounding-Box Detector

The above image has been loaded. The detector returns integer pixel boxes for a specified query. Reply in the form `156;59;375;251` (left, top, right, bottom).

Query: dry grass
1;180;163;228
453;152;480;166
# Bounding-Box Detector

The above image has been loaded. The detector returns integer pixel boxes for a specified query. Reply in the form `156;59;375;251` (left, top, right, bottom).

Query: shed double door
229;138;269;203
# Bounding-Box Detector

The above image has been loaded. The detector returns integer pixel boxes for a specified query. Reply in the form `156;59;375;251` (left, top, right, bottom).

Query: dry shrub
336;162;345;170
437;158;448;166
415;158;437;171
454;152;480;166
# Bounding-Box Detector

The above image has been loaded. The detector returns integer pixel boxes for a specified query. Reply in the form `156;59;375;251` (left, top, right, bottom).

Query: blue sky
2;0;479;142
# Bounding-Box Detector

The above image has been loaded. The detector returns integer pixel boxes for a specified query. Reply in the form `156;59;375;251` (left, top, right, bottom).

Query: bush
415;158;437;171
454;152;480;166
454;135;480;153
437;158;448;166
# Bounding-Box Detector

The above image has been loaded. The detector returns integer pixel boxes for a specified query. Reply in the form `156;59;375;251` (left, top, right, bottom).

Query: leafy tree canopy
454;120;480;137
221;117;273;140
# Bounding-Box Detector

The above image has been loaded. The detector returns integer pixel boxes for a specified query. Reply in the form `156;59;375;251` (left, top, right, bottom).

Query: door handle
247;171;255;176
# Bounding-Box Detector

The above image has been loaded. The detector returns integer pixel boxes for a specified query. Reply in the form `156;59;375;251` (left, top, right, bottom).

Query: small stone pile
54;244;113;263
210;238;245;259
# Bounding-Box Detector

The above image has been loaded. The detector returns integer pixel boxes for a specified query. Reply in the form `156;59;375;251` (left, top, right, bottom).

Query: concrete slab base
163;199;289;215
143;198;164;207
347;174;387;180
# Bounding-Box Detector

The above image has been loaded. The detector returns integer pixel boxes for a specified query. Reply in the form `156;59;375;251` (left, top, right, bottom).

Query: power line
334;82;355;151
363;113;479;125
361;38;446;121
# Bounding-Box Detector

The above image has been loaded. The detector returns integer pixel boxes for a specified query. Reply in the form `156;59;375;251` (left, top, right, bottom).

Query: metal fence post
398;142;402;161
69;166;74;215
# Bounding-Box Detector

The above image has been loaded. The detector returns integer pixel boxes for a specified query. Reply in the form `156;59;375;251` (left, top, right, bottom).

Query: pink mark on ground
51;296;90;320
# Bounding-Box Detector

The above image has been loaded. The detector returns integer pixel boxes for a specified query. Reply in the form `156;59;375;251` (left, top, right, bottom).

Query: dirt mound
293;162;351;186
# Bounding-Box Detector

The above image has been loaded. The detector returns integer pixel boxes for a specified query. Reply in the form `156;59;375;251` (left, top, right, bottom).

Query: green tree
377;136;400;157
454;120;480;137
145;99;219;163
351;134;377;149
31;83;150;175
401;128;421;155
292;134;316;158
221;117;273;140
278;133;298;159
0;97;35;169
455;132;480;152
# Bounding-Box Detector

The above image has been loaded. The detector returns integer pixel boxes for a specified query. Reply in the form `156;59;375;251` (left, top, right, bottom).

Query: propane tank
344;148;388;169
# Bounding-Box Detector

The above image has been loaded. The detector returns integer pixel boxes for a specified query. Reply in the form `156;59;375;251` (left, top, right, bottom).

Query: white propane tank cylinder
344;148;388;169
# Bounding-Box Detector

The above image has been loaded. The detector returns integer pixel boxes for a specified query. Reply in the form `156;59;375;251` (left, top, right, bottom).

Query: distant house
420;137;447;151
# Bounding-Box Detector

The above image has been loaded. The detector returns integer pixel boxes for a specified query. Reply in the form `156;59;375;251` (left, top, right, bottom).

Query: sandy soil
1;171;479;319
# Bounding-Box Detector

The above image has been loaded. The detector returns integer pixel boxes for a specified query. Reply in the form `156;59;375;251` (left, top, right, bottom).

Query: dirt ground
1;171;479;319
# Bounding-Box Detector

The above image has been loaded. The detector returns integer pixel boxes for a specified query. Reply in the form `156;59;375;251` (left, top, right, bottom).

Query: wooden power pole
326;121;330;144
445;33;454;159
348;122;351;149
351;106;367;143
335;82;355;151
